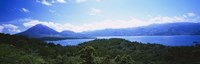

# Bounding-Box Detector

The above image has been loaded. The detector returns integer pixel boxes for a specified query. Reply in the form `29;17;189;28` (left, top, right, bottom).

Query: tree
114;55;135;64
79;46;97;64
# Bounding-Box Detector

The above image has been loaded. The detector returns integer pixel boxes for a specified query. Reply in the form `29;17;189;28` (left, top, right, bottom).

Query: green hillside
0;33;200;64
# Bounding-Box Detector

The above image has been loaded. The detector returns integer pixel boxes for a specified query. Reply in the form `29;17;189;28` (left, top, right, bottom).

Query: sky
0;0;200;34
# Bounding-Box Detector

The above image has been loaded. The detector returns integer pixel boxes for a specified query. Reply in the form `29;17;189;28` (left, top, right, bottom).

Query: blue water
48;35;200;46
47;39;94;46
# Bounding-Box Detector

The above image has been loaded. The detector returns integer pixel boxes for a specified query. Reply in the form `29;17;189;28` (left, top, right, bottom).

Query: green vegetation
0;33;200;64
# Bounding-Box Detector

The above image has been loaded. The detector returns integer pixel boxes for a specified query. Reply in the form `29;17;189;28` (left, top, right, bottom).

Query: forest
0;33;200;64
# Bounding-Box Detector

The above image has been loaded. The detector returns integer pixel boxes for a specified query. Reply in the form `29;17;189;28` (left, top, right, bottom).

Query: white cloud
23;20;74;32
37;0;66;6
89;8;102;16
149;12;199;23
22;12;200;32
51;0;56;3
22;19;150;32
150;16;186;23
73;19;149;32
96;0;101;2
37;0;52;6
75;0;101;3
187;12;195;17
56;0;66;3
49;10;56;13
2;24;21;34
21;8;30;13
0;26;4;32
75;0;87;3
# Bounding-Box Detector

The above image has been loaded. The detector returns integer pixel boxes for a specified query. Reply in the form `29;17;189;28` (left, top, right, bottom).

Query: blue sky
0;0;200;34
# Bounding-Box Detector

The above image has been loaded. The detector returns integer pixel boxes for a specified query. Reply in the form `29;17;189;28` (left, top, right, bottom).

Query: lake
47;35;200;46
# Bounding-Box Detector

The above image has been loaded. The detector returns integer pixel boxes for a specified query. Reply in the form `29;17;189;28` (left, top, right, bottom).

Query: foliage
0;33;200;64
114;55;135;64
79;46;97;64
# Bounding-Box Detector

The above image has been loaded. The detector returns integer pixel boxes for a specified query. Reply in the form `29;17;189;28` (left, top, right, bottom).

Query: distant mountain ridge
16;24;88;40
16;22;200;39
81;22;200;36
60;30;80;37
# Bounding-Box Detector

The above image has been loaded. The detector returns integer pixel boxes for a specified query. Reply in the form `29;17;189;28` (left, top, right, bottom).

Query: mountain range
16;22;200;40
16;24;89;40
81;22;200;36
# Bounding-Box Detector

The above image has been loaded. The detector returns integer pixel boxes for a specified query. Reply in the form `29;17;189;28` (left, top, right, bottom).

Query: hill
1;33;200;64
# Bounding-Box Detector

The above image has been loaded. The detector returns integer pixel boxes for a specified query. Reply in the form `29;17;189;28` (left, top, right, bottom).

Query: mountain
81;22;200;36
17;22;200;39
60;30;84;38
16;24;61;38
16;24;93;40
60;30;79;36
